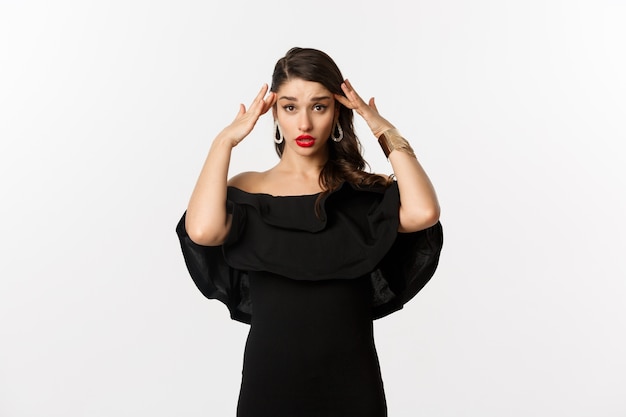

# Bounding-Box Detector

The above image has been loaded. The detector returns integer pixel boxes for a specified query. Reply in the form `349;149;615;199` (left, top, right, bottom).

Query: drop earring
331;122;343;142
274;120;284;144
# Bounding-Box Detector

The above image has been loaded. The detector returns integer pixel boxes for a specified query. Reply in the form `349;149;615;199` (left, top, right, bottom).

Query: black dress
176;181;443;417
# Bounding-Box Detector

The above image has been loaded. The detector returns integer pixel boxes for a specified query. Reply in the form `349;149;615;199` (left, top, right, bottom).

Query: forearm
387;141;440;232
182;84;275;245
185;134;234;246
334;80;440;231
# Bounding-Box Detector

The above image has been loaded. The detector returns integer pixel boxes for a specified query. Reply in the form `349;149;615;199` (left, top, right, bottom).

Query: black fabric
236;271;387;417
175;181;443;416
175;181;443;323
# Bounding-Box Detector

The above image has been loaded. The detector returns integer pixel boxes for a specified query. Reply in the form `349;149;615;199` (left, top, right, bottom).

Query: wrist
213;132;239;149
377;128;416;159
372;125;394;138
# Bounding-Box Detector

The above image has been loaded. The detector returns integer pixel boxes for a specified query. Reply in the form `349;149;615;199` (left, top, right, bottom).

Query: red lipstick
295;135;316;148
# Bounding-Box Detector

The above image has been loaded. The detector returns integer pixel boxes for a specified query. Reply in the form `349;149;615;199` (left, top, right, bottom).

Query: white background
1;1;625;416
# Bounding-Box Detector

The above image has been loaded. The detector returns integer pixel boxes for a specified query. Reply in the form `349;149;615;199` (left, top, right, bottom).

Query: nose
298;111;312;132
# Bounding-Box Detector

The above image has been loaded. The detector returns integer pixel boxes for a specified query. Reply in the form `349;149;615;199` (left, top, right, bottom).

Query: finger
334;93;352;109
256;83;269;100
368;97;378;112
342;79;361;98
254;92;275;116
340;81;353;98
260;92;277;114
338;88;360;108
342;80;367;106
236;103;246;118
248;83;270;111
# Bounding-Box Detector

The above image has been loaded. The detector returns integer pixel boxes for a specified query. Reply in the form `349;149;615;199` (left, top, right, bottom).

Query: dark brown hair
270;47;392;206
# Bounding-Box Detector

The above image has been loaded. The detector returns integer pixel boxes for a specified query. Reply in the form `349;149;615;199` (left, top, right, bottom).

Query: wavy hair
270;47;392;209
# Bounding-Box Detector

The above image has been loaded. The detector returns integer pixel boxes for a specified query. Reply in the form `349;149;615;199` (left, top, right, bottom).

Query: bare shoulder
228;171;266;192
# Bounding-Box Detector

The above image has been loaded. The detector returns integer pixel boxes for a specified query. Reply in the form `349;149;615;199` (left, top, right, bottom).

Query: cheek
320;115;335;134
276;114;293;129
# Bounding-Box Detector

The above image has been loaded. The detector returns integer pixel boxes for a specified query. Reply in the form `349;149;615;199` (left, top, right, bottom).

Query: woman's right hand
220;84;277;147
185;84;275;246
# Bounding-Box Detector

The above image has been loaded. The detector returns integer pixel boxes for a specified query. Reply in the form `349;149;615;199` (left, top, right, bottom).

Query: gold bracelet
377;128;416;158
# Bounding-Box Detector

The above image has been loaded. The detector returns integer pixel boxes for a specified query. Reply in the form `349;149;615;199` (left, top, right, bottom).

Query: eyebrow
278;95;333;101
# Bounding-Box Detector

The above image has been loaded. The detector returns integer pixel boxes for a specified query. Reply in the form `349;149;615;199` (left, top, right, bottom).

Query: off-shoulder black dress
176;181;443;417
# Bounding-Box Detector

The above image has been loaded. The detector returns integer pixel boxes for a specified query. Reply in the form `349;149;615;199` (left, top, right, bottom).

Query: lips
295;135;315;148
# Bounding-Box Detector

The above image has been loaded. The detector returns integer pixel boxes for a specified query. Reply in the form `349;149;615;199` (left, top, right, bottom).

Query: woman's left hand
334;79;393;137
336;79;440;232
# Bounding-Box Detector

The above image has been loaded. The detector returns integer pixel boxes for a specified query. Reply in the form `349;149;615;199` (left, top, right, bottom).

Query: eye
313;104;327;112
282;105;295;112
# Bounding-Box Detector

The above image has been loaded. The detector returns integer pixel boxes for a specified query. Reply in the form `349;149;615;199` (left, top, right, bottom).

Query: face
274;78;338;157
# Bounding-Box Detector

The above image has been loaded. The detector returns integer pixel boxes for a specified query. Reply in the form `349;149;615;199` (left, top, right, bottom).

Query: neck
277;148;329;178
275;158;325;180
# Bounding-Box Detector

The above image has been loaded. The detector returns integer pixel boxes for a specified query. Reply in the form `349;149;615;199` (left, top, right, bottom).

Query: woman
176;47;443;416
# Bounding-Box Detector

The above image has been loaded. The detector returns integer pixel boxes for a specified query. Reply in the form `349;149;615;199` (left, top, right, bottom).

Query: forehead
276;78;332;100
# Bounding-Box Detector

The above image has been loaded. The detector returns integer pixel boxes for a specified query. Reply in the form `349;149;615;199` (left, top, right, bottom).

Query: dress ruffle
176;181;443;324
